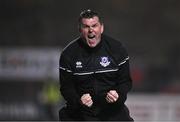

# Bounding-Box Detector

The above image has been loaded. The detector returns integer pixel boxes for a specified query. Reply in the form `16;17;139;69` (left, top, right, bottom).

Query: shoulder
103;34;128;56
59;37;81;64
103;34;122;46
61;37;80;57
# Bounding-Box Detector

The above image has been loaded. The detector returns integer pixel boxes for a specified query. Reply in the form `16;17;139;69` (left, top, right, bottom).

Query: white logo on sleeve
100;57;110;67
76;61;82;68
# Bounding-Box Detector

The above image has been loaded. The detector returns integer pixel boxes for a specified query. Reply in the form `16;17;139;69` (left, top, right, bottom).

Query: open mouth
88;35;96;39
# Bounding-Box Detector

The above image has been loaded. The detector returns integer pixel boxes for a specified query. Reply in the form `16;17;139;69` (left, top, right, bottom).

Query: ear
78;26;81;33
101;24;104;34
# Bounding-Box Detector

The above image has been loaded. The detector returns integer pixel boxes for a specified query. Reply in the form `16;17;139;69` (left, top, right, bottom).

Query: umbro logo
76;61;82;68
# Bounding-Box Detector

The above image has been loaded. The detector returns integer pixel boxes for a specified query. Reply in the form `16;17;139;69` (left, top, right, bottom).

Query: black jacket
59;34;132;120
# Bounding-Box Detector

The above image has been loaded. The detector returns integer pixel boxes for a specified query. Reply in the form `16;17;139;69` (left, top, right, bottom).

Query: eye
92;24;98;28
82;25;89;28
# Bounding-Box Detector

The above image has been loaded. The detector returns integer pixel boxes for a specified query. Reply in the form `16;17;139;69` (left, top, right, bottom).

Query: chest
70;52;120;88
71;52;119;74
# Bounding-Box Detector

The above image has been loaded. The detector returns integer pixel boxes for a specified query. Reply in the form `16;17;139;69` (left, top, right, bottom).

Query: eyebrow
82;22;99;27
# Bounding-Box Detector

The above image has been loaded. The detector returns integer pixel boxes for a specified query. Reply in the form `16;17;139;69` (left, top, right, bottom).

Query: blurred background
0;0;180;121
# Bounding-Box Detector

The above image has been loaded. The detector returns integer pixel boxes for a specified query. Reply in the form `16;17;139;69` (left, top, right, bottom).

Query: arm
114;58;132;105
59;53;80;109
106;44;132;105
105;59;132;105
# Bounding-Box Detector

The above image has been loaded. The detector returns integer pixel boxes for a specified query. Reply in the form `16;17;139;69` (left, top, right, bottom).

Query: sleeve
114;45;132;105
59;53;81;109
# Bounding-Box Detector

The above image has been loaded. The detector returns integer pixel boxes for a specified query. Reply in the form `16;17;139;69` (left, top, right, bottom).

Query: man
59;9;133;121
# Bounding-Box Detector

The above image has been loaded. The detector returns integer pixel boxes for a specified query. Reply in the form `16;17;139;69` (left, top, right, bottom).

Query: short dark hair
78;9;102;27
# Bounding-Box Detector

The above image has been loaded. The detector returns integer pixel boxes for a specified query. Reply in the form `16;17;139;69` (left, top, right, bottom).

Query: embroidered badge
76;61;82;68
100;57;110;67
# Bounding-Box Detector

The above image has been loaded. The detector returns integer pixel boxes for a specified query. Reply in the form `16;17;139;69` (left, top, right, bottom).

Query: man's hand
80;93;93;107
106;90;119;103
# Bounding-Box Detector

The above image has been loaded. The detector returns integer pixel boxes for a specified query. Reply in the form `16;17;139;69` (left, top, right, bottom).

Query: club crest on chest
100;56;110;67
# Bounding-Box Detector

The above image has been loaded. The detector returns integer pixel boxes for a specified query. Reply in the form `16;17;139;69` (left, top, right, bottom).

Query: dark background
0;0;180;120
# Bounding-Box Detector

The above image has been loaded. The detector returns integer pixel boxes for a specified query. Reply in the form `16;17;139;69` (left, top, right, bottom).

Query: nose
88;27;93;32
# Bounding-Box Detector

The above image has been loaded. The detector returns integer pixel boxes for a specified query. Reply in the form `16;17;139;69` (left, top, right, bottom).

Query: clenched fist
80;93;93;107
106;90;119;103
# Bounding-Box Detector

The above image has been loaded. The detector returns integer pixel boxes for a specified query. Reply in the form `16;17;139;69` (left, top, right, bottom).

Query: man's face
79;16;104;48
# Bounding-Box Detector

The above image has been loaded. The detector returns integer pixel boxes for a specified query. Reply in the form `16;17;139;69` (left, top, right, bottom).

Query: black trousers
59;105;133;121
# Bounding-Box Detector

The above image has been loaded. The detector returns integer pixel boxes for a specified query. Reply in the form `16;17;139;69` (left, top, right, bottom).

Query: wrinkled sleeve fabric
59;53;80;109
